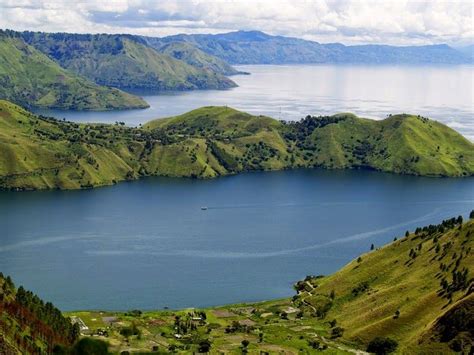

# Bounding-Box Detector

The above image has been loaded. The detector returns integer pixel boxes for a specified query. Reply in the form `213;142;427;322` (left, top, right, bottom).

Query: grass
1;101;473;190
0;32;148;111
297;219;474;353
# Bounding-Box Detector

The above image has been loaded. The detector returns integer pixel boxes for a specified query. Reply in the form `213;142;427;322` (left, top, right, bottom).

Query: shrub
71;338;109;355
331;326;344;338
366;337;398;354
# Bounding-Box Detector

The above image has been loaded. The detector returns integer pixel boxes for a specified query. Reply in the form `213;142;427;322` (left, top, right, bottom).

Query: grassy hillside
66;215;473;354
146;107;474;178
296;217;473;353
145;40;245;76
20;31;237;91
0;33;148;111
0;102;472;190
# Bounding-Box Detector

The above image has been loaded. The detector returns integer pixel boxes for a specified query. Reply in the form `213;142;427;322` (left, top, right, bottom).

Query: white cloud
0;0;472;45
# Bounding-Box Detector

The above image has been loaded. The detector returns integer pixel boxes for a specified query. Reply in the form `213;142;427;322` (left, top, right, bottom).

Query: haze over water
35;64;474;140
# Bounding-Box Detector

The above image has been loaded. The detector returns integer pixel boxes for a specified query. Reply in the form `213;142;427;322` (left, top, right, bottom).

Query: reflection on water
33;64;474;140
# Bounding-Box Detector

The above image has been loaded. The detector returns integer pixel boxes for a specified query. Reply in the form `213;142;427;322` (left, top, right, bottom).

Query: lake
1;169;473;311
34;64;474;140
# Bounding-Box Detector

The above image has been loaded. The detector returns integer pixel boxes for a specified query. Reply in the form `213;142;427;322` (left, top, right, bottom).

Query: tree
198;340;211;353
241;339;250;348
366;337;398;354
470;210;474;219
370;244;375;250
405;231;409;237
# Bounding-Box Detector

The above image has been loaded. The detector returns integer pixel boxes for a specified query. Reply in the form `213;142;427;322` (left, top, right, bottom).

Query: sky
0;0;473;46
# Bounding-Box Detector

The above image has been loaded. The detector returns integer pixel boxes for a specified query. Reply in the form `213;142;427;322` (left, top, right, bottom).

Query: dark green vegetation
66;215;473;354
0;273;79;354
19;31;236;91
0;32;148;111
1;101;473;190
157;30;473;65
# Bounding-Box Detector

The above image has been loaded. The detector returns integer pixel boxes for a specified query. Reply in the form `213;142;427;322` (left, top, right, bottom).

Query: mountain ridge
19;30;237;92
157;30;472;65
0;33;149;111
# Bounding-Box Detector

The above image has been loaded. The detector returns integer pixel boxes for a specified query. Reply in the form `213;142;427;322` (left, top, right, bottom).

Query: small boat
201;206;208;210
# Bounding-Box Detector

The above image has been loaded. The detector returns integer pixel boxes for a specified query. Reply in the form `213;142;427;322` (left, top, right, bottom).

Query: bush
366;337;398;354
71;338;109;355
330;326;344;338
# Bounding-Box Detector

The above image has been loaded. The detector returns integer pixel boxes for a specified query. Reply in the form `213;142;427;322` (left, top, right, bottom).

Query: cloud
0;0;472;45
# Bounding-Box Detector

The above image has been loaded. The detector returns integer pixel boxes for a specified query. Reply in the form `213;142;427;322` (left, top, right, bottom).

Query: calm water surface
34;65;474;140
1;169;473;310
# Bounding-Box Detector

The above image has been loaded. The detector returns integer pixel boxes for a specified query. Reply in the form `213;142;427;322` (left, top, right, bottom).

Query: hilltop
0;34;148;111
59;215;472;354
158;30;472;65
0;101;472;190
20;31;237;91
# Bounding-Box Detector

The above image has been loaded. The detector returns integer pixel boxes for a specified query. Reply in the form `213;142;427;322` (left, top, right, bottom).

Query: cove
1;168;473;311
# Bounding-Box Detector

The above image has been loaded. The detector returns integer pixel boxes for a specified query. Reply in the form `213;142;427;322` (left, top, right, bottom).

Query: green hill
145;40;244;76
0;33;148;111
0;102;472;190
20;31;237;91
145;107;474;177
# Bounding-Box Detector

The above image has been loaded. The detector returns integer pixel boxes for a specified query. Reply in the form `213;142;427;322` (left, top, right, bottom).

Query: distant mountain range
0;29;471;111
157;30;473;65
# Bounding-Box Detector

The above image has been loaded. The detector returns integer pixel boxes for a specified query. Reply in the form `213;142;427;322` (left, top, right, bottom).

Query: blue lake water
1;169;473;310
34;64;474;140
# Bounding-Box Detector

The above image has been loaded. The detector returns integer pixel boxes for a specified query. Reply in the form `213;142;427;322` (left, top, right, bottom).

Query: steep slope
160;30;472;65
143;39;244;76
20;31;236;91
0;33;148;110
0;273;79;353
295;217;473;353
0;101;472;190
